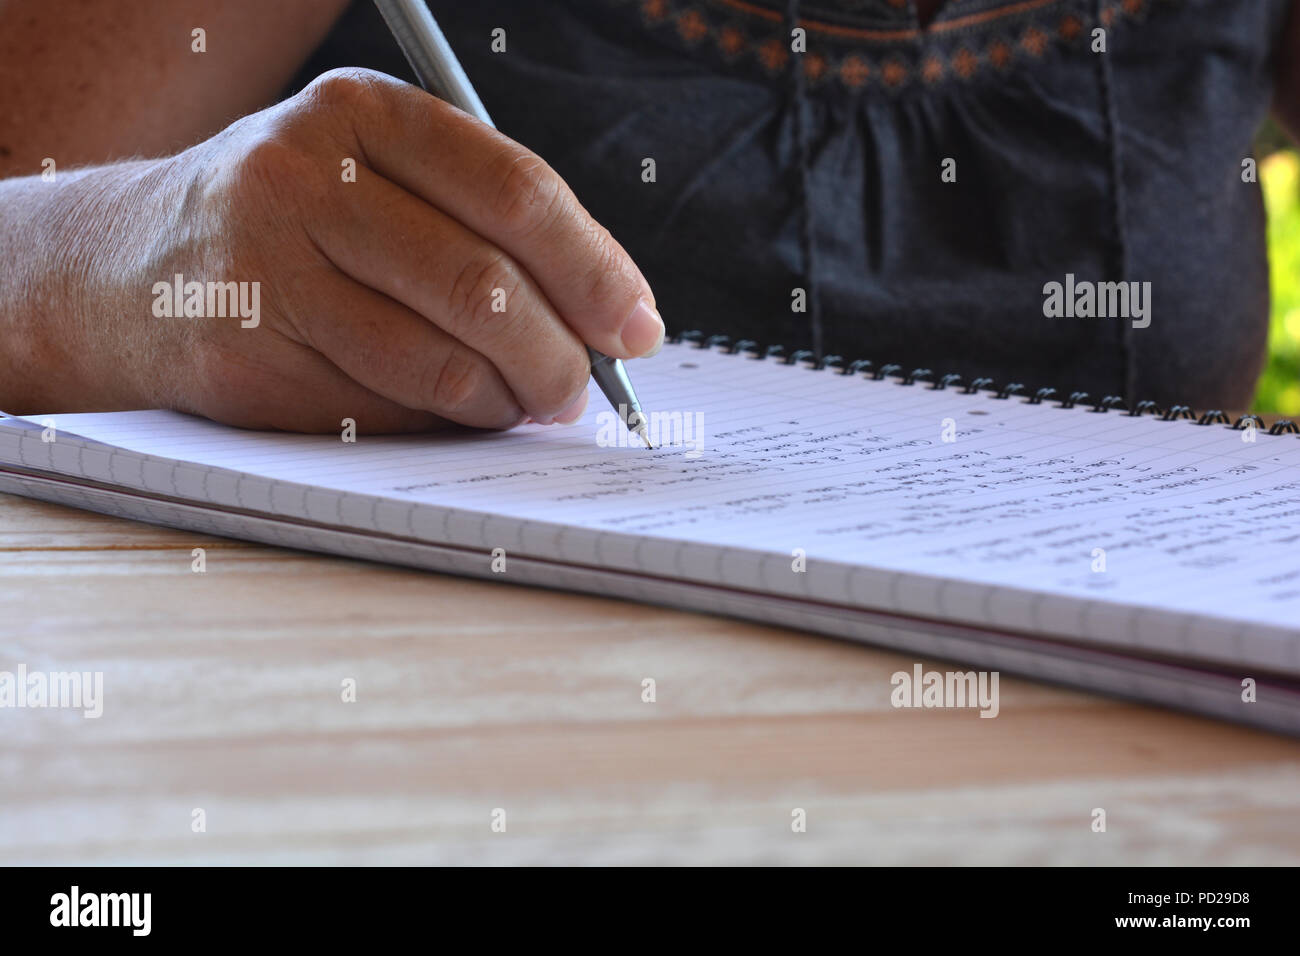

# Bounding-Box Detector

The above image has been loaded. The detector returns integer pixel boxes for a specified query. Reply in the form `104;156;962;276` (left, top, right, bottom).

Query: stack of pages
3;340;1298;733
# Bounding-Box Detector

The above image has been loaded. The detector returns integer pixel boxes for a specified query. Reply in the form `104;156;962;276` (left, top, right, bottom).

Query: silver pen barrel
372;1;652;445
588;347;651;446
372;0;495;127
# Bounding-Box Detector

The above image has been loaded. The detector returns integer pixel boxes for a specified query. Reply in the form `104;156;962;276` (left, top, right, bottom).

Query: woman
0;0;1293;428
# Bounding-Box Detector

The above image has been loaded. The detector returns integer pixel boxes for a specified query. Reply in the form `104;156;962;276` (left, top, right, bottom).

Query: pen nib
626;410;654;449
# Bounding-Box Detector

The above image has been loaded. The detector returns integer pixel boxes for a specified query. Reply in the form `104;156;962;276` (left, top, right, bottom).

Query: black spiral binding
669;330;1299;437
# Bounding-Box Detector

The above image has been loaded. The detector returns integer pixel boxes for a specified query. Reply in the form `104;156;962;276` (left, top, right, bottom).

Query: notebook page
13;342;1300;670
8;461;1299;739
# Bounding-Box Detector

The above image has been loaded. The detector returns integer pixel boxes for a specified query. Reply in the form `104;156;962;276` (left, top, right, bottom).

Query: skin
0;0;663;432
1;1;1296;430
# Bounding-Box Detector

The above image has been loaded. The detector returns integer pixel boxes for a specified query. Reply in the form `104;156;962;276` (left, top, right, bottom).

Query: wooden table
3;491;1299;865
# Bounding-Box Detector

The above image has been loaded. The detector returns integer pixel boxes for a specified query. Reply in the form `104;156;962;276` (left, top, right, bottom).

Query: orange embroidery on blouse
839;54;872;88
718;24;745;57
712;0;1064;41
627;0;1160;91
642;0;669;24
803;52;828;82
1020;25;1049;57
881;59;909;87
757;35;790;71
677;9;709;42
951;48;980;79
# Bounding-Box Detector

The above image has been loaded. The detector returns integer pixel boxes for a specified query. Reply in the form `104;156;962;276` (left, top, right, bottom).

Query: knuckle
232;133;311;198
577;226;633;307
423;344;482;413
303;67;387;113
446;250;521;331
536;344;590;413
490;148;566;236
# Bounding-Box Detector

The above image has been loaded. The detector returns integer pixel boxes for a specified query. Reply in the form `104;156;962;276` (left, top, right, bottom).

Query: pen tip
638;427;654;450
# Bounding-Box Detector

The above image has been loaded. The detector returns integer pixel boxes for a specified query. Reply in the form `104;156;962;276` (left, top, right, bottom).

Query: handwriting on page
30;346;1300;619
379;411;1300;606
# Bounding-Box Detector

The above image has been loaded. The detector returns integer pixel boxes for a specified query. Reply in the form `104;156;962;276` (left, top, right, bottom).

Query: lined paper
6;342;1300;672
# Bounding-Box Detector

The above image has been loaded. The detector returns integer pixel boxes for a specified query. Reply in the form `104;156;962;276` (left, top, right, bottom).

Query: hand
40;68;663;432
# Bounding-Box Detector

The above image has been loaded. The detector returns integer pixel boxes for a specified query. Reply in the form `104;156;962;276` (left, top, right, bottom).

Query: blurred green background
1256;121;1300;415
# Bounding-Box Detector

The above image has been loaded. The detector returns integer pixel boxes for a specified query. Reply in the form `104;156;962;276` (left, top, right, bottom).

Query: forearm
0;0;348;178
0;0;351;413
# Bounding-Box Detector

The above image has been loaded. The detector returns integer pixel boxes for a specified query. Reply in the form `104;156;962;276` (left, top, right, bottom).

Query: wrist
12;158;183;412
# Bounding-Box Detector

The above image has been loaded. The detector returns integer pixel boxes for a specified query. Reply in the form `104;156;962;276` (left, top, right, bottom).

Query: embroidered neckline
619;0;1157;91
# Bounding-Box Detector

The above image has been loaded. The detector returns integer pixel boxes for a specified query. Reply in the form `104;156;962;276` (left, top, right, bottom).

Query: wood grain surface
3;492;1299;865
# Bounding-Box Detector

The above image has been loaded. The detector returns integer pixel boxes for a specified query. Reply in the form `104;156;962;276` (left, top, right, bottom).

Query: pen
372;0;654;448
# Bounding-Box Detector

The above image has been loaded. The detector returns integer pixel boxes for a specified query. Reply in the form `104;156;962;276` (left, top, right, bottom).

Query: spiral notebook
3;334;1300;733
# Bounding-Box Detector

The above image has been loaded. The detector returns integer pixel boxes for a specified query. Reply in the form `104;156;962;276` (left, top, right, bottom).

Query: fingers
302;69;665;359
306;168;592;424
466;146;665;358
186;336;451;435
264;358;447;434
278;264;529;430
